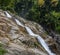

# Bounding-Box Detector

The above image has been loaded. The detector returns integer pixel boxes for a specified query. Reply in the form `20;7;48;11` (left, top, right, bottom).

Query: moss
0;43;7;55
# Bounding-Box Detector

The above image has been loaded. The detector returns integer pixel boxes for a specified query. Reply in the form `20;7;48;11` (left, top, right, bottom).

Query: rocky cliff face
0;10;60;55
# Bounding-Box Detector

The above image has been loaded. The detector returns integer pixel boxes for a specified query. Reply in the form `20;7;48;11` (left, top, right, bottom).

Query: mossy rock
0;43;7;55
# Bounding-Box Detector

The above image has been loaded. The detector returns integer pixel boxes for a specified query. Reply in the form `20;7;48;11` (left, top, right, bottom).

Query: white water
37;36;55;55
15;19;24;27
4;11;55;55
25;26;37;36
5;11;12;18
25;26;55;55
4;11;24;27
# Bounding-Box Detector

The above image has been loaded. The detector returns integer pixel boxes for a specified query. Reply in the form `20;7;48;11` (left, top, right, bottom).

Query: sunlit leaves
38;0;45;7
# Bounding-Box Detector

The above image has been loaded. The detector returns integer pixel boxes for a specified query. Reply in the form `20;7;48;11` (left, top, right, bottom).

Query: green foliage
0;0;60;33
0;43;7;55
26;4;40;22
50;11;60;32
56;26;60;33
0;0;11;10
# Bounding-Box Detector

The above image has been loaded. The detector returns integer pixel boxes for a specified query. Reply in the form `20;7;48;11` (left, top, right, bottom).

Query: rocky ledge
0;10;60;55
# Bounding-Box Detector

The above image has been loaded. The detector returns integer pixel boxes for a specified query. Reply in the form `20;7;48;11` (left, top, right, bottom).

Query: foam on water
15;19;24;27
25;26;37;37
5;11;12;18
4;11;55;55
37;36;55;55
25;26;56;55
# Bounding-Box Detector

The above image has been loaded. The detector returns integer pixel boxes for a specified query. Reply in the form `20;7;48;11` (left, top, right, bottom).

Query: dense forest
0;0;60;34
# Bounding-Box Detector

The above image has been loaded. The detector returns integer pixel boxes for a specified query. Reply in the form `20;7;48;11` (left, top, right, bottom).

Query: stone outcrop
0;10;59;55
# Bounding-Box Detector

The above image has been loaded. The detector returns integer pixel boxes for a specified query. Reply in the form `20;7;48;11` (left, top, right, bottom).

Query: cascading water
15;19;24;27
25;26;37;36
25;26;56;55
4;11;56;55
4;11;12;18
37;36;55;55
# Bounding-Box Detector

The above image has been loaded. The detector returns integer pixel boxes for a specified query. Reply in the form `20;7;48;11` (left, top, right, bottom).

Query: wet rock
0;10;59;55
18;36;38;47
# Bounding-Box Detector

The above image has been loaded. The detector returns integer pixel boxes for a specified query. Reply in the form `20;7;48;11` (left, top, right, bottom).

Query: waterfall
4;11;12;18
37;36;55;55
4;11;55;55
25;26;37;37
25;26;55;55
4;11;24;27
15;19;24;27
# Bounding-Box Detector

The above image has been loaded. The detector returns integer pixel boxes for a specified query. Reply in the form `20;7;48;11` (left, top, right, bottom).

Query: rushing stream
25;26;37;36
5;11;56;55
25;26;55;55
15;19;24;27
4;11;12;18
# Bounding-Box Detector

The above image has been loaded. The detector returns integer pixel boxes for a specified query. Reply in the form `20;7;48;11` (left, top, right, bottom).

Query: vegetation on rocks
0;7;60;55
0;43;7;55
0;0;60;34
0;0;60;55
